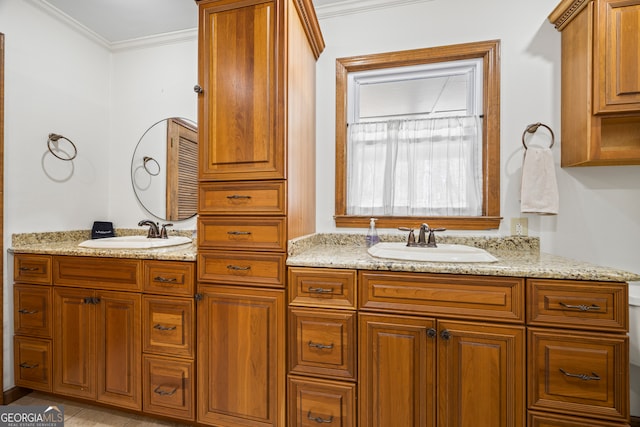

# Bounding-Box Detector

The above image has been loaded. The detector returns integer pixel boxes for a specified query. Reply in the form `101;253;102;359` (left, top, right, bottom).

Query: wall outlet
510;217;528;236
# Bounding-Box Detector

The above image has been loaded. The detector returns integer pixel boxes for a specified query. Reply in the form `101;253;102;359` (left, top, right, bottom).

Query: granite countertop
9;229;197;262
287;233;640;283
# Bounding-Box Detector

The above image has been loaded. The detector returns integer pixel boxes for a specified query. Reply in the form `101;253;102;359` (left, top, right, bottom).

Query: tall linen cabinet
195;1;324;426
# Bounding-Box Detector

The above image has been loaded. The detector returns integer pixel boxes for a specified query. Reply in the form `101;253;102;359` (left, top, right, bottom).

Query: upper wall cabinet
549;0;640;166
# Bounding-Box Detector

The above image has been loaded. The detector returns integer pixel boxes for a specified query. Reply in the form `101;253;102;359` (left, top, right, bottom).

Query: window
335;40;501;230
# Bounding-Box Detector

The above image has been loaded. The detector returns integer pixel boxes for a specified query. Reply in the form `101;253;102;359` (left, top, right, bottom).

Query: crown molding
27;0;196;52
315;0;434;19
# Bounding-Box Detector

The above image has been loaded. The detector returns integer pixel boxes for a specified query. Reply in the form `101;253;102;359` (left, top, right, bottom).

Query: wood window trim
334;40;502;230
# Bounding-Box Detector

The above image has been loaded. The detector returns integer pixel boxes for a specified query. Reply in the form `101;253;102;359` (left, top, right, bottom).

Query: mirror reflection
131;117;197;221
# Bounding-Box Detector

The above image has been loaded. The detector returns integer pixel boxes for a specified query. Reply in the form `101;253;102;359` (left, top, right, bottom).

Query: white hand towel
520;147;559;215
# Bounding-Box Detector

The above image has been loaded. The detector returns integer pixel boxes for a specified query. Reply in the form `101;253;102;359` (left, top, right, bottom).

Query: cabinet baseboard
3;387;31;404
632;416;640;427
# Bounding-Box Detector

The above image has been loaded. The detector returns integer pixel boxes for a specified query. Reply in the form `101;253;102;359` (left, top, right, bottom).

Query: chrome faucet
138;220;160;238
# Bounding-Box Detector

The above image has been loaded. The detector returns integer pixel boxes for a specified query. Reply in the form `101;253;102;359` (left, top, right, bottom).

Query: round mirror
131;117;197;221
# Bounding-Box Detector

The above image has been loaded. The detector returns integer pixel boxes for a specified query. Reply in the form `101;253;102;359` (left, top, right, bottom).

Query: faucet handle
426;227;446;247
398;227;416;246
160;223;173;239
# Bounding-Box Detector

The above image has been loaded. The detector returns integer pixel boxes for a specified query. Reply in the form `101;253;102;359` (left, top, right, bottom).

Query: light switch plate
510;218;528;236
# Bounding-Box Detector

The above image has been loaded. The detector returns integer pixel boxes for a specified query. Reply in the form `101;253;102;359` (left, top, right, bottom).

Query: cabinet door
437;321;525;427
359;313;436;427
595;0;640;113
14;284;52;338
95;291;141;410
197;285;285;427
14;336;52;392
198;0;281;181
53;287;96;399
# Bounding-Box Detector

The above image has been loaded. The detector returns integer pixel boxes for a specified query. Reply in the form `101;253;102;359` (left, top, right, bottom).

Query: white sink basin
368;242;498;263
79;235;192;249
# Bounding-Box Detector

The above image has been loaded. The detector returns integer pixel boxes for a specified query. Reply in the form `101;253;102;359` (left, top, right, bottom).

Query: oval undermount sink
368;242;498;263
78;235;192;249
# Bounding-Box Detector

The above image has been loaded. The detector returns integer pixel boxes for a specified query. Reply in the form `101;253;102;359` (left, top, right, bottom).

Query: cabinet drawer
143;260;194;296
143;355;194;421
289;308;356;380
198;250;285;288
143;296;194;358
14;336;52;392
528;328;628;421
289;268;357;309
198;216;286;251
14;285;52;338
54;256;142;291
199;181;286;215
528;410;627;427
360;271;524;322
527;279;627;332
288;376;356;427
14;254;52;285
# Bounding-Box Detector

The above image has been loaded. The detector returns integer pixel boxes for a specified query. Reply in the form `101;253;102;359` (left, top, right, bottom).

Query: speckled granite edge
10;229;197;261
288;233;540;257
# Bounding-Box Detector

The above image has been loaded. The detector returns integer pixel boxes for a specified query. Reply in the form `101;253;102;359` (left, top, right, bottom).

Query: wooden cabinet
53;286;141;410
197;284;285;427
526;278;630;426
549;0;640;166
196;0;324;424
13;254;196;421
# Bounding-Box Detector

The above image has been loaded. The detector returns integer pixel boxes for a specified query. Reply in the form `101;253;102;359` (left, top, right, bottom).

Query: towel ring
143;156;161;176
47;133;78;161
522;122;554;150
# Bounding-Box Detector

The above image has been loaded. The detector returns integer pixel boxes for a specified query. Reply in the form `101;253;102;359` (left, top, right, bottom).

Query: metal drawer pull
19;363;39;369
308;287;333;294
559;368;601;381
308;341;334;350
559;302;601;311
153;386;177;396
18;309;38;315
153;324;177;331
227;231;252;235
19;267;40;272
227;265;251;271
307;411;333;424
154;276;178;283
226;194;252;199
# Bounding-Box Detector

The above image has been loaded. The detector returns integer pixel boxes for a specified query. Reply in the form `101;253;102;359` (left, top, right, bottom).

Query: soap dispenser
366;218;380;247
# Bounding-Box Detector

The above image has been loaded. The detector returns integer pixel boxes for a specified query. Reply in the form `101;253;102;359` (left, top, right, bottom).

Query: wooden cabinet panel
359;313;436;427
360;271;525;322
289;267;357;310
54;256;142;291
53;287;96;400
197;285;285;427
528;410;629;426
143;355;194;421
289;307;356;380
198;216;286;251
198;0;281;181
288;376;356;427
14;336;52;392
199;181;286;215
143;295;194;358
527;279;627;332
198;250;285;287
143;260;194;296
14;254;51;285
528;328;629;421
596;0;640;113
14;284;52;338
437;320;525;427
95;291;141;410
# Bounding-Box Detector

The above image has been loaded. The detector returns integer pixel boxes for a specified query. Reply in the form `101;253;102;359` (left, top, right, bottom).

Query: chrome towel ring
47;133;77;161
522;122;555;150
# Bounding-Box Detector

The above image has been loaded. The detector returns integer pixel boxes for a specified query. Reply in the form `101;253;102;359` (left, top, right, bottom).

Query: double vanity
9;230;639;427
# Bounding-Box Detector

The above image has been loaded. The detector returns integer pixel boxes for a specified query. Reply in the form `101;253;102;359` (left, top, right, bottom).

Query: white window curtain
346;116;483;216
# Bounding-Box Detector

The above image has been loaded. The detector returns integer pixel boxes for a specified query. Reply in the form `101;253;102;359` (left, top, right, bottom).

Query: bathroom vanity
286;234;639;427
